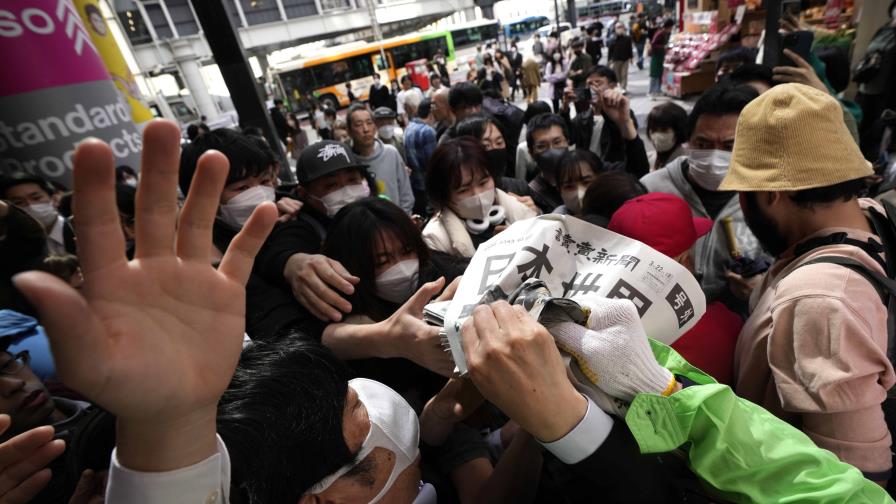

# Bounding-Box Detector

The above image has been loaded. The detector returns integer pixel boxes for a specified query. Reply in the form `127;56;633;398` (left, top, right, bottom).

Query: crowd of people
1;5;896;504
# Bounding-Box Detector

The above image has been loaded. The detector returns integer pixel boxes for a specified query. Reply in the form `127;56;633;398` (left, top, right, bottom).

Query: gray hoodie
640;156;771;303
355;139;415;214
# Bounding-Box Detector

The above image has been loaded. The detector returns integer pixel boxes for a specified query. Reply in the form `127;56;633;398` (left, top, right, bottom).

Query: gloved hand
550;298;675;403
564;356;630;417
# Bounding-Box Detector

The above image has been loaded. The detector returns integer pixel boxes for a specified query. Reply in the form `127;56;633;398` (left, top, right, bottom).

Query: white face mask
561;186;587;215
688;149;732;191
310;378;420;504
219;185;275;229
24;202;58;228
318;181;371;217
649;131;677;153
454;188;495;220
376;259;419;304
378;124;395;140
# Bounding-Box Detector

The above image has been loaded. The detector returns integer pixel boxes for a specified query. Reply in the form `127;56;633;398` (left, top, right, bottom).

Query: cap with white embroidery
297;140;368;184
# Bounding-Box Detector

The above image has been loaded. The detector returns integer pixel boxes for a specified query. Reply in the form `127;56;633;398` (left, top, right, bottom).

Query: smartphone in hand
781;30;813;66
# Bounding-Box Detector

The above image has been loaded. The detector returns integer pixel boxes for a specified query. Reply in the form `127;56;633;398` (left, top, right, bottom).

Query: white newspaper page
444;215;706;374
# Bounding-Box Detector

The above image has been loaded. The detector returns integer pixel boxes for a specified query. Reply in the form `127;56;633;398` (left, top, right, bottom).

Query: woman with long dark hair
422;138;537;257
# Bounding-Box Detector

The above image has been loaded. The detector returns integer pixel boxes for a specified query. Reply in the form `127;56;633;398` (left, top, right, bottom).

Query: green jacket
807;51;863;142
624;341;893;503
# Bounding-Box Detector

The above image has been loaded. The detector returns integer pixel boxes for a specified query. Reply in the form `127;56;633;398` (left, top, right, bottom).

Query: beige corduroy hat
719;83;872;192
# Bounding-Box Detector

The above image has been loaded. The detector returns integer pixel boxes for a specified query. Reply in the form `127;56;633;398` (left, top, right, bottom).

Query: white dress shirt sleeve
106;435;231;504
538;395;614;464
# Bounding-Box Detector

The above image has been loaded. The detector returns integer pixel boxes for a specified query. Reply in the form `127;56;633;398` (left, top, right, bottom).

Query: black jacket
528;175;562;214
608;35;634;61
269;107;289;143
586;37;603;64
562;108;650;178
563;420;712;502
368;84;392;111
239;204;332;341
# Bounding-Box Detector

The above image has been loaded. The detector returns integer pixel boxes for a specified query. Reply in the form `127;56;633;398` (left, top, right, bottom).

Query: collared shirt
47;215;66;255
588;115;605;157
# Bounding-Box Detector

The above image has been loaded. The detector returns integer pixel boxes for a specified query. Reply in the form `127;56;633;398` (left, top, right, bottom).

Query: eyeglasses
0;351;30;375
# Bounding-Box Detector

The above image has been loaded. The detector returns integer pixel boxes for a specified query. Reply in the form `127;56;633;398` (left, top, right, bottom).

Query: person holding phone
559;66;649;177
773;15;862;144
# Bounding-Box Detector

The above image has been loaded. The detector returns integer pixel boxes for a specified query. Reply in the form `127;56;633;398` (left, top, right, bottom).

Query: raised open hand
14;120;277;471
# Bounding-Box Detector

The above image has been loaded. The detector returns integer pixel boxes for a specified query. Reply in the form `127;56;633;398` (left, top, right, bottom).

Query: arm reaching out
13;120;277;477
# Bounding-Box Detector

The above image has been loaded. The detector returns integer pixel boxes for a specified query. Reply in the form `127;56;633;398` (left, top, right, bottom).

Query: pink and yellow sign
0;0;142;188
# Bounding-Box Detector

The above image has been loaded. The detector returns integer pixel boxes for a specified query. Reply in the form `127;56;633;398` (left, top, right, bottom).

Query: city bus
501;15;551;40
448;19;500;48
272;31;455;111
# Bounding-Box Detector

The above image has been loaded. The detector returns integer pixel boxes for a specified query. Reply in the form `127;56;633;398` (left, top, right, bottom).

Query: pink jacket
734;199;895;476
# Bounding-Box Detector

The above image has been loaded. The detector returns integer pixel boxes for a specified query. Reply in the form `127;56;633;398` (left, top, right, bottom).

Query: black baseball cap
297;140;368;185
373;107;397;119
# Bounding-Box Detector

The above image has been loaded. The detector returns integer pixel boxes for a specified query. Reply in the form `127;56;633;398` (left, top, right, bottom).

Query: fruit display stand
661;7;766;97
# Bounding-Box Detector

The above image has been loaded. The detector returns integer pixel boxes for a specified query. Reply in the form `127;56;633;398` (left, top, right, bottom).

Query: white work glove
563;355;630;417
550;298;675;403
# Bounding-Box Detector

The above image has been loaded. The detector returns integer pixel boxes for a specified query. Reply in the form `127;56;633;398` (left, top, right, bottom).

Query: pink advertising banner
0;0;142;188
0;0;112;97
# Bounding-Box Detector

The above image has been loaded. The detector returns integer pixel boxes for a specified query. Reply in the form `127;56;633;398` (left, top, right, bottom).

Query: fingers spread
177;150;229;262
72;139;127;275
219;202;277;286
135;120;183;259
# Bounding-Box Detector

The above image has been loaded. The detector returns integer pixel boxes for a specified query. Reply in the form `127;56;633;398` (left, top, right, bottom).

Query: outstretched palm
15;121;276;425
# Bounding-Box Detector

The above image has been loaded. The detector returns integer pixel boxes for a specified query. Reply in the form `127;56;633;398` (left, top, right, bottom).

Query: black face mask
741;192;789;257
536;148;567;184
485;148;508;180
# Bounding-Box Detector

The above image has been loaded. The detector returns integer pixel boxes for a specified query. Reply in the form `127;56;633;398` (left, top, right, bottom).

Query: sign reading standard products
0;0;142;187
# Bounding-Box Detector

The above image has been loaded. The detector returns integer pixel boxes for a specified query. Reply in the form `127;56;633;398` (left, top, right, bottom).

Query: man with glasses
0;340;115;502
526;113;573;213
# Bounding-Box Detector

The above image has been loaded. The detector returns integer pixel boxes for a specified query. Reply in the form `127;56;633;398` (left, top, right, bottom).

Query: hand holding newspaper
437;215;706;376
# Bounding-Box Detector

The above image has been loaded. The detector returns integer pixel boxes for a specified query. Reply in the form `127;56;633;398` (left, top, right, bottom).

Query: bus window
392;36;450;68
348;54;374;79
373;53;387;71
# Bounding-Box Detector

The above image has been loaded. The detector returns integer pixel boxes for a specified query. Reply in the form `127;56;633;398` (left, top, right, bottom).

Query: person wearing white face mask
422;138;537;258
641;83;772;306
253;144;460;381
0;173;75;256
219;335;540;504
179;129;302;261
324;198;468;320
373;107;408;164
251;140;376;328
553;150;603;216
645;102;688;171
